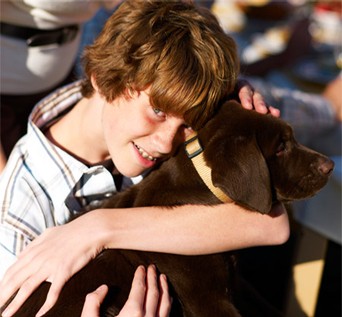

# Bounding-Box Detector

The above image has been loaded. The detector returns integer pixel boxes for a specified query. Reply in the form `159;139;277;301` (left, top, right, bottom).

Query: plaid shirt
0;81;142;278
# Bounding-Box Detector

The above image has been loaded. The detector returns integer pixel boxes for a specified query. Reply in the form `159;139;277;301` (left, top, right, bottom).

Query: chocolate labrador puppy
3;100;334;317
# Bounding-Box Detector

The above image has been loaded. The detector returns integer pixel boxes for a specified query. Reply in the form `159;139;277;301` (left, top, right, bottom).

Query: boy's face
101;88;193;177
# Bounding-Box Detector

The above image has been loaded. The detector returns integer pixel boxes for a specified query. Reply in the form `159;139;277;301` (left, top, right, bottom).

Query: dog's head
199;100;334;214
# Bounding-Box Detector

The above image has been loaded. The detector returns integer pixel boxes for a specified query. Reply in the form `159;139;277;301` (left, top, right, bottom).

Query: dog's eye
276;142;286;156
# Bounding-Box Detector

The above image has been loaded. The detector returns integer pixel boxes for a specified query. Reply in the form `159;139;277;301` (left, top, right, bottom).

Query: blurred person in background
0;0;123;172
212;1;341;316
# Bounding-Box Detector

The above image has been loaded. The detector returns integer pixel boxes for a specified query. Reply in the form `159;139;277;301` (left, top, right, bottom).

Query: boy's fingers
158;274;172;317
238;85;253;110
0;239;50;310
237;80;281;118
269;106;281;117
81;285;108;317
92;284;109;301
251;92;268;114
0;260;31;307
36;280;65;317
145;265;159;315
252;92;281;117
127;265;147;305
1;276;40;317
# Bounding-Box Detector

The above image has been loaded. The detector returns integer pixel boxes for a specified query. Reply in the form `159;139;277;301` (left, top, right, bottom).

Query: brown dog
3;100;334;317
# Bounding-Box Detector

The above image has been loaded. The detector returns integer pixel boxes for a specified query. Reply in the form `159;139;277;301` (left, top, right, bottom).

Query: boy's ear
90;75;99;92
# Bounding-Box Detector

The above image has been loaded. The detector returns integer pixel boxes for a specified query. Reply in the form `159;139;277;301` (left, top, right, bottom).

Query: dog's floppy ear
210;136;272;214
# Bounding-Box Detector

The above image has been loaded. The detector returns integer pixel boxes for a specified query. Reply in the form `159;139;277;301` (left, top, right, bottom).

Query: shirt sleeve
246;77;337;145
0;158;55;270
0;226;25;280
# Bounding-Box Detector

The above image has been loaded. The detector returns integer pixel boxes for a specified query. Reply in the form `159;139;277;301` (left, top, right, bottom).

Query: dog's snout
318;157;335;175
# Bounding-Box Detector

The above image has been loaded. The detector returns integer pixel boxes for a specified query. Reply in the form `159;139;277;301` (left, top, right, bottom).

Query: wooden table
285;156;341;317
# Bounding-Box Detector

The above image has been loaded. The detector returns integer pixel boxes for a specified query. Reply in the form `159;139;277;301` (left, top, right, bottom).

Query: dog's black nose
318;158;335;175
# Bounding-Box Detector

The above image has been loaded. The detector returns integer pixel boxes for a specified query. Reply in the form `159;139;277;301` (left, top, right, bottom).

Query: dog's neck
184;132;232;203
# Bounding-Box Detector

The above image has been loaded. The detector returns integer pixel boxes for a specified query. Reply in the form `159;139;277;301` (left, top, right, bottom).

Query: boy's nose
154;130;176;155
153;124;181;155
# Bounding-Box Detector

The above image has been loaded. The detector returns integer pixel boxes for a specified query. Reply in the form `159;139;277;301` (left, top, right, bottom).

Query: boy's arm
0;202;289;317
102;203;289;254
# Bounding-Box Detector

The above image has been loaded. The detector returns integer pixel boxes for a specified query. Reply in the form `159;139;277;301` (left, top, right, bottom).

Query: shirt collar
25;81;143;217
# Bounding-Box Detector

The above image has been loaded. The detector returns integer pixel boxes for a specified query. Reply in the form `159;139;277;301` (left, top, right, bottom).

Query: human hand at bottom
81;265;172;317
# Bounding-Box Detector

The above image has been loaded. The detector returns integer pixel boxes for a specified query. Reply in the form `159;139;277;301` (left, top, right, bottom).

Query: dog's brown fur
4;101;334;317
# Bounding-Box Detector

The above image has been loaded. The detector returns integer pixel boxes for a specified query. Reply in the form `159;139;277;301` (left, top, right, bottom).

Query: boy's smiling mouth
134;143;157;161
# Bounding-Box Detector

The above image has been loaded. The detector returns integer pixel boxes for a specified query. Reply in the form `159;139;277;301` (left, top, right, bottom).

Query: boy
0;1;287;316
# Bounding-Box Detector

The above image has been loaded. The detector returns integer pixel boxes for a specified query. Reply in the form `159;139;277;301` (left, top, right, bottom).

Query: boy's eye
153;108;165;117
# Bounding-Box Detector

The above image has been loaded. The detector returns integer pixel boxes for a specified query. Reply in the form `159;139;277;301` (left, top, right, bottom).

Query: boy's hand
0;213;103;317
237;79;281;117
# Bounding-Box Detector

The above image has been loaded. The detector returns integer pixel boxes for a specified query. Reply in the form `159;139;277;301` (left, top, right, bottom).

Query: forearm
92;202;290;255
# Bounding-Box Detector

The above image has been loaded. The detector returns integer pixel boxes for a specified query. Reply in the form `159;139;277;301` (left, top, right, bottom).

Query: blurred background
1;0;341;316
209;1;341;317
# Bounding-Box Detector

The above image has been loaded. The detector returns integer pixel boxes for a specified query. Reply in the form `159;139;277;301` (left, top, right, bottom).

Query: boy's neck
45;96;110;166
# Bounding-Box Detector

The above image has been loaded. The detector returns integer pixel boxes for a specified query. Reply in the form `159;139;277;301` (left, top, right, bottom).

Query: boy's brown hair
82;0;239;130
